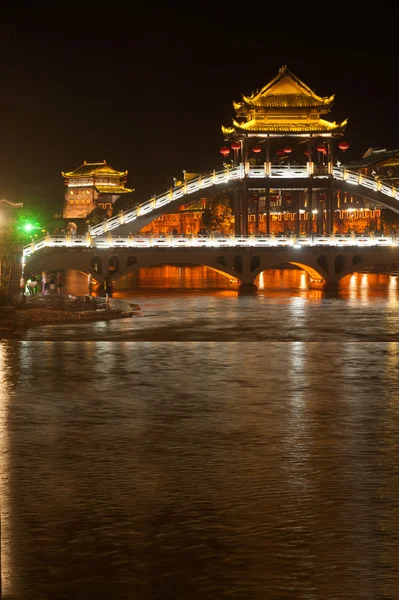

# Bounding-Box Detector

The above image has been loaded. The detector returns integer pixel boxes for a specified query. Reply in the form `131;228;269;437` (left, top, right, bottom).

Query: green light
24;223;34;232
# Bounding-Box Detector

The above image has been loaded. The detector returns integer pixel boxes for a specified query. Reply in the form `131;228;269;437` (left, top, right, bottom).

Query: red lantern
231;141;241;151
304;150;309;157
220;146;230;156
338;141;349;152
284;146;292;154
316;145;325;153
277;149;286;156
252;146;262;153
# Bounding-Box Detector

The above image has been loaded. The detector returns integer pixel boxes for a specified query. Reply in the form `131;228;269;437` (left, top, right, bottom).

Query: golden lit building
79;68;392;236
222;65;353;235
139;66;385;236
62;160;134;219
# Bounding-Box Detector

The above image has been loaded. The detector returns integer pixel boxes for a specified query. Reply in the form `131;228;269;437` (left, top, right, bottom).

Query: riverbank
0;294;140;339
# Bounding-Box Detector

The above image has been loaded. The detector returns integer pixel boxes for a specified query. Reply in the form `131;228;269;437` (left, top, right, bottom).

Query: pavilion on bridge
61;68;399;238
136;66;389;237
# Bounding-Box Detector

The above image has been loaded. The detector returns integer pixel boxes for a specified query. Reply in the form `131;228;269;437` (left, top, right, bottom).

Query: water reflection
2;340;399;598
20;267;399;343
64;265;399;303
2;266;399;598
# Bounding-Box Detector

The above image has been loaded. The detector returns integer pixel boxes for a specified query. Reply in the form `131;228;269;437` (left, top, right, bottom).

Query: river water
1;267;399;599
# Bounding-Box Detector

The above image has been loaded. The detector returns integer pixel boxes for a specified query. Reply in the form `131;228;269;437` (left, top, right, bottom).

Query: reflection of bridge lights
300;272;307;289
388;277;398;308
0;344;11;596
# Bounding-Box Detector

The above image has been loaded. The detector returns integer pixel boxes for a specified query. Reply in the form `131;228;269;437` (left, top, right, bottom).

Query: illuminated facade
62;160;134;219
221;64;368;236
139;66;388;236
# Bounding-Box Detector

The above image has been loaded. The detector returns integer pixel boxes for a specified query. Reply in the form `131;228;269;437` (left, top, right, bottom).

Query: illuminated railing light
86;164;399;238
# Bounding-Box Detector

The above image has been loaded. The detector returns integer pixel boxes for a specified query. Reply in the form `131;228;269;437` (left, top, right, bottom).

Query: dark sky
1;5;399;213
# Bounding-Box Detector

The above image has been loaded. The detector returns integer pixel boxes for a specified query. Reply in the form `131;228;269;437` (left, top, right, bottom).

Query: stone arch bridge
23;164;399;291
24;235;399;291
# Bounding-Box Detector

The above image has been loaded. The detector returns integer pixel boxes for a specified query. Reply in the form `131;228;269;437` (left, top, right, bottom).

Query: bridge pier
308;279;340;291
238;282;257;294
322;281;340;291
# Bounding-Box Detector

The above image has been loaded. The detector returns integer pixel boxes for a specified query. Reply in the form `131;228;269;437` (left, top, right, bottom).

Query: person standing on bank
28;272;38;295
104;275;113;298
41;270;49;295
20;274;26;298
56;271;64;294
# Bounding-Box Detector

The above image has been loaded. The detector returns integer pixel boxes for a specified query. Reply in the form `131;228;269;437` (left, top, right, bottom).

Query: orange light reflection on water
63;266;399;303
0;343;11;596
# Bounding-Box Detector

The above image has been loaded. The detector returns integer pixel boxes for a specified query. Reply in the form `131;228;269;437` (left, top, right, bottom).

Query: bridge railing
333;167;399;201
88;165;244;237
23;233;398;258
87;164;399;238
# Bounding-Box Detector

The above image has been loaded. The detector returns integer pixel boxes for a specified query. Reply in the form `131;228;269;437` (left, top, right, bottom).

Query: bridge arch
23;235;399;293
113;256;241;287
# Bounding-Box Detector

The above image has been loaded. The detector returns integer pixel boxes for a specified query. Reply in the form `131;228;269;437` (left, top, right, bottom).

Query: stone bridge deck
24;235;399;291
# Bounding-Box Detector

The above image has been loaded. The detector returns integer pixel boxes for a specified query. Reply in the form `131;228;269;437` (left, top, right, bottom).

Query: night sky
1;5;399;215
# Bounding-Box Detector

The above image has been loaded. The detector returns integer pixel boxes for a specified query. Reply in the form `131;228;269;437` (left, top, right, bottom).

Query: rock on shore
0;294;138;338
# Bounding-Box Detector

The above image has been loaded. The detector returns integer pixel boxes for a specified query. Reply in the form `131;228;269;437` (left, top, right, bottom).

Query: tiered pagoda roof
62;160;133;193
222;65;347;137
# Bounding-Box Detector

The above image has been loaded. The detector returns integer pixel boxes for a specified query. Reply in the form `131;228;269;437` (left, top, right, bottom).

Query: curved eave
62;167;127;178
94;169;126;177
221;125;235;135
240;94;334;110
95;186;134;194
222;118;347;136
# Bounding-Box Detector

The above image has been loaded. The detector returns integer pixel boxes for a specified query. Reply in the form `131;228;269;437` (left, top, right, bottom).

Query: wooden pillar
234;188;240;235
242;180;248;235
328;178;334;234
319;196;324;235
266;186;270;234
243;135;248;166
307;184;312;236
308;138;312;173
255;196;259;233
295;192;300;235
